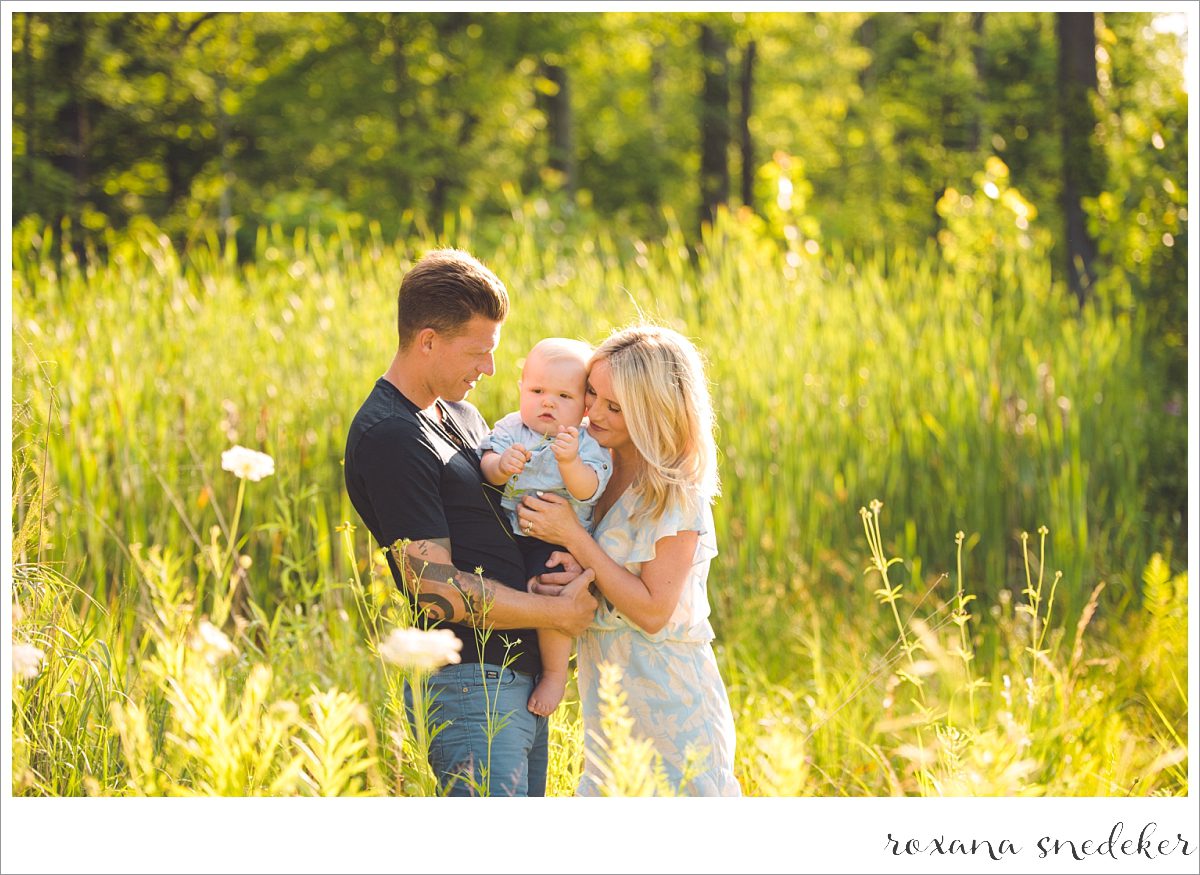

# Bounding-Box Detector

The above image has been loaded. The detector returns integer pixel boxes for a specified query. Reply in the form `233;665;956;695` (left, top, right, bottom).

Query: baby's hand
551;426;580;463
500;444;531;477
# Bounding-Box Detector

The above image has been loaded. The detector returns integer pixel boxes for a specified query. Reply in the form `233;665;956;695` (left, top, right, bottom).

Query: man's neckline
382;377;442;415
380;371;440;411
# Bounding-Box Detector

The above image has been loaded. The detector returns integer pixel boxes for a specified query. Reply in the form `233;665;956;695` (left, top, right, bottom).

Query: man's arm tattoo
415;592;455;623
389;539;497;626
447;570;494;623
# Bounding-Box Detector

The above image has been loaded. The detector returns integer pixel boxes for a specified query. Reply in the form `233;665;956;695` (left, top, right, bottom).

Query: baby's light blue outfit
576;488;741;796
479;412;613;535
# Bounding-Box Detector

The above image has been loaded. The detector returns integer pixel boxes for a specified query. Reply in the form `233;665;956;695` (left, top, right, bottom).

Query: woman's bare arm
553;526;697;635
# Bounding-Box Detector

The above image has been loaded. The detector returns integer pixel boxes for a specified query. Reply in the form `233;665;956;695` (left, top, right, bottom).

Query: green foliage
12;12;1187;267
1087;13;1188;534
1091;12;1188;312
935;155;1049;278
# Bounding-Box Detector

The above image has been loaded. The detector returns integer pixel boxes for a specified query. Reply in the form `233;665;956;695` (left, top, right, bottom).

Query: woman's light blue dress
576;489;741;796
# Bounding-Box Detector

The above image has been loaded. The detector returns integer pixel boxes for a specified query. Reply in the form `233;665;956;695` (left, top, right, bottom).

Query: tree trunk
738;39;756;211
69;14;90;220
932;16;947;239
432;112;480;226
543;62;574;194
23;13;36;199
386;14;412;207
1057;12;1103;305
165;141;186;208
970;11;986;152
216;64;231;245
856;14;877;92
698;23;730;231
428;13;476;226
649;48;662;118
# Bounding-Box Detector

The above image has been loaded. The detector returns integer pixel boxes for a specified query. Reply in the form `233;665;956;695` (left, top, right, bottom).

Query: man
344;248;597;796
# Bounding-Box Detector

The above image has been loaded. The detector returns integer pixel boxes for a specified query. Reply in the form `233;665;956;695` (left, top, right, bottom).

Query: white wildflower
221;445;275;482
192;619;237;665
13;643;46;680
270;701;301;723
379;627;462;672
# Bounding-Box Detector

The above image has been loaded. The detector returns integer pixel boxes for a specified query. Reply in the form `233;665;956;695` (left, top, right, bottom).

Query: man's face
431;315;501;402
518;352;588;437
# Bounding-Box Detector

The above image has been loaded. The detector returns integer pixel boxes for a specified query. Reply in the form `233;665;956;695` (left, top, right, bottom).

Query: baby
479;338;612;716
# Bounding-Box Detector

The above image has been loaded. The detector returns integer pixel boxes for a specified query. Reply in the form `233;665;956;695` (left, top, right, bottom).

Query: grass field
9;203;1188;796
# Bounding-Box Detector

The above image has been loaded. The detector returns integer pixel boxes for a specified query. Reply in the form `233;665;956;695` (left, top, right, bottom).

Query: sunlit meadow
10;176;1188;796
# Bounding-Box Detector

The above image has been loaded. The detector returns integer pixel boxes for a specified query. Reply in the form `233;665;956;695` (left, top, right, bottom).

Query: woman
518;325;740;796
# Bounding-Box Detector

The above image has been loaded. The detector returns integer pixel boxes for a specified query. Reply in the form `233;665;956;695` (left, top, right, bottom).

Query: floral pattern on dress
576;489;741;796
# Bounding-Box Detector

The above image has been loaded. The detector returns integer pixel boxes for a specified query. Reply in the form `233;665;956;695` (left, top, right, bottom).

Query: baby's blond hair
524;337;593;375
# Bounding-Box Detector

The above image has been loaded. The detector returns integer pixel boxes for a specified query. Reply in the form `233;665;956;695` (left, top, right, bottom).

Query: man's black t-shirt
344;377;540;675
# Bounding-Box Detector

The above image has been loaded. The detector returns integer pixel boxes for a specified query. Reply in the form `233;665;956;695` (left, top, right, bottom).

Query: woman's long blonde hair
592;325;719;522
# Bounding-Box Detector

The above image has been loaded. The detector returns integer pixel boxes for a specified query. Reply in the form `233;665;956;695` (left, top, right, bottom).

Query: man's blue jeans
405;663;549;796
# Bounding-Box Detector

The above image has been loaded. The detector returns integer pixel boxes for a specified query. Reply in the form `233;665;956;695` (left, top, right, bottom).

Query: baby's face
518;353;588;437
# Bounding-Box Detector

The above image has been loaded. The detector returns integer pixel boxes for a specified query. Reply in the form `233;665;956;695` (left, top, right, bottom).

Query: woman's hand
517;491;585;549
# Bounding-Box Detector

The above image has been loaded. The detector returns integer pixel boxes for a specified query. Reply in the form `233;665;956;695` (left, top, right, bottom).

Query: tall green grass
10;201;1187;795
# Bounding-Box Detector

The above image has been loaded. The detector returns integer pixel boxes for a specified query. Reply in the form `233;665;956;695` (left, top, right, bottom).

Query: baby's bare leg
528;629;571;717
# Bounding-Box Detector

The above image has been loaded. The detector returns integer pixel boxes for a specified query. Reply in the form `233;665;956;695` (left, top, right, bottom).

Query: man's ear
416;327;437;353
